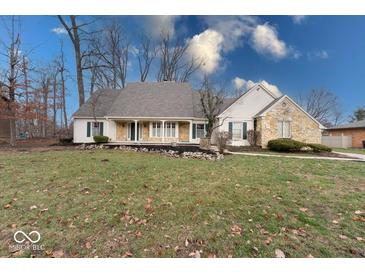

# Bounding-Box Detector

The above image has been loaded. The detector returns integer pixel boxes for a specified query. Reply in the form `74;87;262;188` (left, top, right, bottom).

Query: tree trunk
53;77;57;137
70;16;85;107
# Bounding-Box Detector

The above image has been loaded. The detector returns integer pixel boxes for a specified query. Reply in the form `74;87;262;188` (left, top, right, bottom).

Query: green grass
1;149;364;258
334;148;365;155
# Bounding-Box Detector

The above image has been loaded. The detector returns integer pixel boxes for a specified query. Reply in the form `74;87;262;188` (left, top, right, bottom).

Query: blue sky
0;16;364;120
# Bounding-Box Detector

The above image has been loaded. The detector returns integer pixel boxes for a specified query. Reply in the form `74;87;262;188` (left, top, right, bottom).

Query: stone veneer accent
257;98;321;148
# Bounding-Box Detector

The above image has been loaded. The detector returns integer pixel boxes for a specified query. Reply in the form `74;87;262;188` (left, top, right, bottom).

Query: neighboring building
0;95;11;142
72;81;323;147
325;120;365;148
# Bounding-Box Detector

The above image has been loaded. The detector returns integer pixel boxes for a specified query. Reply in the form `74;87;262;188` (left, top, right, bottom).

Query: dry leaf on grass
299;208;308;212
354;210;363;215
231;225;243;236
52;250;64;258
4;204;11;209
275;249;285;258
265;237;272;245
339;234;348;240
188;250;201;258
122;251;133;258
85;242;92;249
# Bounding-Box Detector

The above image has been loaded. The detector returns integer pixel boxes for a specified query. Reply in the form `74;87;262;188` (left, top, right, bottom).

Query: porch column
189;120;193;142
161;120;165;143
134;120;138;142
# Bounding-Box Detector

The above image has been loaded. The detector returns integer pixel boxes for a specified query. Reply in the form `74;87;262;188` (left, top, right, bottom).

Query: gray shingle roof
73;88;120;117
328;120;365;130
73;82;236;119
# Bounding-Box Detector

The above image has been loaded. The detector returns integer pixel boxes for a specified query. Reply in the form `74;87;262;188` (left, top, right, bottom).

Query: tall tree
157;31;202;82
299;88;343;127
199;75;225;138
1;16;23;146
349;107;365;122
137;35;156;82
58;16;96;106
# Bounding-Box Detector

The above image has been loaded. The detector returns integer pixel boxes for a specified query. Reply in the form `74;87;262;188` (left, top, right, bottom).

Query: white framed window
92;122;102;136
196;123;205;138
278;120;291;138
152;122;162;137
164;122;176;137
232;122;242;139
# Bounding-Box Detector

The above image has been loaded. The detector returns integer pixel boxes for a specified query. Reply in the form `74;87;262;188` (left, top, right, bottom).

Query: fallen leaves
299;208;308;213
188;250;201;258
29;205;37;210
275;249;285;258
85;242;92;249
122;251;133;258
144;197;153;213
339;234;348;240
264;237;272;245
4;204;11;209
354;210;363;215
51;250;64;258
231;225;243;236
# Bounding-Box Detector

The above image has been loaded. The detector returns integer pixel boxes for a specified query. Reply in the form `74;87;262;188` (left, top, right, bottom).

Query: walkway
228;151;365;162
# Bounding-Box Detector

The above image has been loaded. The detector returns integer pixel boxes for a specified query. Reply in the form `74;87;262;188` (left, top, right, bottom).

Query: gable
258;96;323;128
218;84;277;119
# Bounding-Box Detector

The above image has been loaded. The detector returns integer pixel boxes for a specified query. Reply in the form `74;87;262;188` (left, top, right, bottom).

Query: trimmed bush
307;143;332;152
267;138;305;152
93;135;109;143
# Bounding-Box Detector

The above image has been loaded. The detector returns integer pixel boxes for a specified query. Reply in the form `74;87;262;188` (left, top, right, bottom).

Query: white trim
218;83;278;118
255;95;325;128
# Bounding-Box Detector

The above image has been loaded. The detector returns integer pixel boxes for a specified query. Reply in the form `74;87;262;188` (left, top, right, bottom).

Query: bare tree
0;16;23;146
55;41;69;133
199;75;225;138
299;88;343;127
157;31;202;82
137;35;156;82
58;16;96;106
87;21;129;89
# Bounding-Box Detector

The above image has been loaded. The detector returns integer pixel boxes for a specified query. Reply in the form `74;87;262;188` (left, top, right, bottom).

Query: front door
128;122;140;141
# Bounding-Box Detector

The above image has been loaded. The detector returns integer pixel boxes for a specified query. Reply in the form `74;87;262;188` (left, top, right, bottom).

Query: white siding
73;118;113;143
216;85;276;146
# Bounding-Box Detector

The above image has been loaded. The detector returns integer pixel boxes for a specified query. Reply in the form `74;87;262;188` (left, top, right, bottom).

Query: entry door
129;122;140;141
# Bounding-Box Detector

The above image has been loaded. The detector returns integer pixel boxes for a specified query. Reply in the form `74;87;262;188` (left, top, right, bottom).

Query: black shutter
100;122;104;136
192;123;196;139
242;122;247;139
87;122;91;137
228;122;232;139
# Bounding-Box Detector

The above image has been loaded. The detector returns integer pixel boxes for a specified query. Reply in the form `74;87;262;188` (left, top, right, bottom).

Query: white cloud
291;16;307;24
186;29;224;74
251;24;289;59
307;50;329;60
143;16;180;38
232;77;282;97
203;16;257;52
51;26;67;35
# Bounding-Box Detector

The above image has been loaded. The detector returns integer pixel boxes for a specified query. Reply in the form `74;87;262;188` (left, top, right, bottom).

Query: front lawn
334;148;365;155
0;149;364;258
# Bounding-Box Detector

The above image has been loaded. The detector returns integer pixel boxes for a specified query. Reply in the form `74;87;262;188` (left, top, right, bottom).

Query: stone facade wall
328;128;365;148
179;122;189;142
258;98;321;148
116;121;128;141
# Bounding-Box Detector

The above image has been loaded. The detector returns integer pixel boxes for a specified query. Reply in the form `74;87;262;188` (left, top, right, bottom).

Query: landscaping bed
77;143;223;160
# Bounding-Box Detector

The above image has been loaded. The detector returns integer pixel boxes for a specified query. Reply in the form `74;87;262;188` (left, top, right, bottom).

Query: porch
111;119;207;144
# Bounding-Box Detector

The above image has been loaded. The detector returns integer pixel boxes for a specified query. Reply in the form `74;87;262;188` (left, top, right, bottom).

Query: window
87;121;103;137
228;122;247;140
196;124;205;138
164;122;176;137
152;122;162;137
278;121;291;138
